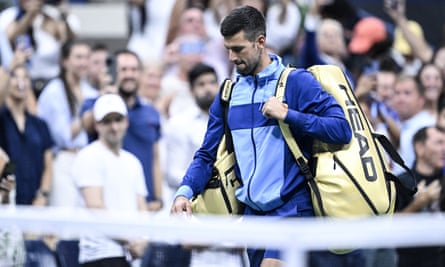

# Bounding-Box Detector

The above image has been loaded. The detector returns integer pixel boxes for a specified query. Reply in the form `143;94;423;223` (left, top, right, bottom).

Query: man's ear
257;35;266;49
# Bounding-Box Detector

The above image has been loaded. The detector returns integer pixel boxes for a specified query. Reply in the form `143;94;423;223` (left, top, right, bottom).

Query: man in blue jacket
171;5;355;267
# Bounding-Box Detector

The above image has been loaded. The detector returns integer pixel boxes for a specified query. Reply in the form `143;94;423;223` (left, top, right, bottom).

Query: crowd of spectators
0;0;445;266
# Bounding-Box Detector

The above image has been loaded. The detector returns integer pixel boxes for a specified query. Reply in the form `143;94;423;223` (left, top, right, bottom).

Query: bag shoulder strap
220;78;234;153
276;67;313;179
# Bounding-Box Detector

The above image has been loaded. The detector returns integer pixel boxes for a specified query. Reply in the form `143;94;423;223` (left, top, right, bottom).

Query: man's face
192;72;219;111
96;113;128;147
376;71;396;105
417;127;445;171
223;31;263;76
88;49;108;85
139;64;162;101
115;53;141;96
392;78;424;121
179;7;206;39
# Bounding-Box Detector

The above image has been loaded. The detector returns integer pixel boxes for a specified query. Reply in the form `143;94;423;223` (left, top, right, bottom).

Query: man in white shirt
72;93;148;267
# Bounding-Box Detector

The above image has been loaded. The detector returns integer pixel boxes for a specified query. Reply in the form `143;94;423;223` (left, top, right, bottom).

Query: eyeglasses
101;116;124;125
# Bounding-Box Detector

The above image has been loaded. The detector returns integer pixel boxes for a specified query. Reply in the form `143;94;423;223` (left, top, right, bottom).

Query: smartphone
1;162;16;178
15;35;32;51
179;40;205;55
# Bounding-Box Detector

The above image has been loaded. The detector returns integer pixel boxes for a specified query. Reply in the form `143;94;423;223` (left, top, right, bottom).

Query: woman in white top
37;40;97;207
0;0;79;97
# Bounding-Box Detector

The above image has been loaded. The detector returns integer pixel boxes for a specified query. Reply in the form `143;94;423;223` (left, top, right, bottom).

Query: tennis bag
190;79;243;215
278;65;415;218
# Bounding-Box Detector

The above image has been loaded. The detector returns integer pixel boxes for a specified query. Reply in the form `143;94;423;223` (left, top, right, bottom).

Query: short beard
118;86;137;99
195;94;215;111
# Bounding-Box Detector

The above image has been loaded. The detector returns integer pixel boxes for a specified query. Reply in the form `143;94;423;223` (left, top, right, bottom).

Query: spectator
0;0;80;97
160;33;207;118
432;45;445;78
0;65;53;206
0;148;26;267
396;126;444;267
163;2;230;83
80;50;163;211
138;60;164;109
392;75;436;174
86;43;111;92
72;93;148;267
348;16;393;80
384;0;433;76
297;0;351;81
202;0;237;42
436;92;445;130
355;56;401;148
416;63;444;120
164;62;217;201
0;39;36;114
265;0;301;64
37;40;97;207
126;0;176;62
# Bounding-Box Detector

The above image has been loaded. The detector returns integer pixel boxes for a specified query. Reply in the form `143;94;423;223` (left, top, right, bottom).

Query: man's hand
261;96;288;120
170;196;192;215
415;179;442;207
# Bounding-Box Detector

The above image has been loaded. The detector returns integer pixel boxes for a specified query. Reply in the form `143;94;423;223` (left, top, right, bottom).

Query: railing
1;206;445;267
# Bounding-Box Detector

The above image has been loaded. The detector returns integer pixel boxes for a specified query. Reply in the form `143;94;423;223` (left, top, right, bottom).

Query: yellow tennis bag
190;79;244;215
278;65;415;219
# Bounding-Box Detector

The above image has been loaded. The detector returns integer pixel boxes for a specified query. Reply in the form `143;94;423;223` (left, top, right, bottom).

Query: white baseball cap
93;94;128;122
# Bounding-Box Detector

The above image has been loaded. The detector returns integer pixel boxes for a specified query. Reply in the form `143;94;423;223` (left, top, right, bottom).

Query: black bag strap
220;78;234;153
373;133;417;195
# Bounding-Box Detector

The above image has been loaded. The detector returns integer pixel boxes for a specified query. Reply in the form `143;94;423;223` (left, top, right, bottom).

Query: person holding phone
0;0;79;97
0;147;14;204
0;64;54;206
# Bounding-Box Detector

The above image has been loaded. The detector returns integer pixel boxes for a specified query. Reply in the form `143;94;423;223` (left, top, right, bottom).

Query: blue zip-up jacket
176;55;352;212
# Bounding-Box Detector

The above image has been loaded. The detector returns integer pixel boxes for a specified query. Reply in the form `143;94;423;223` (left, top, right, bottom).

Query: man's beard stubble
118;85;137;99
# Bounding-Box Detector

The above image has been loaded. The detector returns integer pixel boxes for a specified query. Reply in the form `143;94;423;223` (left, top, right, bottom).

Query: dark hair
59;40;90;117
378;55;401;73
416;63;444;86
91;43;108;52
220;5;266;42
412;126;445;146
437;91;445;114
188;63;217;89
412;126;430;146
396;75;424;96
415;63;444;101
114;49;142;70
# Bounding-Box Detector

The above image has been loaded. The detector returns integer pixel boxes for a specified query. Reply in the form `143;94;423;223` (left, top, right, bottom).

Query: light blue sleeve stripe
174;185;194;200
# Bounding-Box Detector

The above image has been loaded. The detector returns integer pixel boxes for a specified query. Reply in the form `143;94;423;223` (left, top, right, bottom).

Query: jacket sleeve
283;69;352;145
178;93;225;197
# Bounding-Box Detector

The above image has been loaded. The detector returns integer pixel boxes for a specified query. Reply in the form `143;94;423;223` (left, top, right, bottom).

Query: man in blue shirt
81;50;163;211
171;5;356;267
